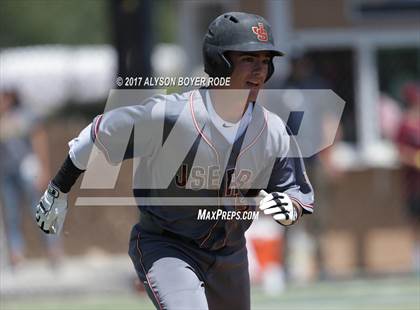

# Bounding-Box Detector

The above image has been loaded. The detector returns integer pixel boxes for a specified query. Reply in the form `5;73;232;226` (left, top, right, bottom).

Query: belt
139;210;164;235
139;210;197;246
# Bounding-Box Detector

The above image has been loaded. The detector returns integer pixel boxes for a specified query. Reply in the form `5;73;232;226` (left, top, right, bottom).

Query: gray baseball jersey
69;88;314;309
69;88;314;251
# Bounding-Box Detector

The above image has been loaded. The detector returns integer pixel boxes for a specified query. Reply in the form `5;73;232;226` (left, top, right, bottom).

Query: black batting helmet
203;12;284;82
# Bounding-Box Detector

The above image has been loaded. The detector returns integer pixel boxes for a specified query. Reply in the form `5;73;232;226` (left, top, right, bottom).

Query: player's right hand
259;190;299;226
35;182;68;234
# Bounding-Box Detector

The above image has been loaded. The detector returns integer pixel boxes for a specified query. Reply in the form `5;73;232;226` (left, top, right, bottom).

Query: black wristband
52;155;85;193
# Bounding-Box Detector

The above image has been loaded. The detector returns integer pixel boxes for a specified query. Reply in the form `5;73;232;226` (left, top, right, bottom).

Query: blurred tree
153;0;176;43
0;0;111;47
110;0;153;83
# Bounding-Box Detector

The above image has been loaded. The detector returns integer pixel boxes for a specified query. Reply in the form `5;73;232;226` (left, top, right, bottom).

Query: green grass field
2;276;419;310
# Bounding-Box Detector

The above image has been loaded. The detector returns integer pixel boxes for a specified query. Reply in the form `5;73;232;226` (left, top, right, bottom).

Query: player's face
227;51;271;102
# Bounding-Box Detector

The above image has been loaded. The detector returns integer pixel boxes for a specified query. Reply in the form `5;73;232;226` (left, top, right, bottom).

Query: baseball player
35;12;314;310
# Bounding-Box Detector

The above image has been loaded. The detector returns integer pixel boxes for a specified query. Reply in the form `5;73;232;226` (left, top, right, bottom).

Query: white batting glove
259;191;298;226
35;183;68;234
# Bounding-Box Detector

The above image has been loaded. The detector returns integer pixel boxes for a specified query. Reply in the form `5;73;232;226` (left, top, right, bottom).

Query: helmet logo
252;23;268;42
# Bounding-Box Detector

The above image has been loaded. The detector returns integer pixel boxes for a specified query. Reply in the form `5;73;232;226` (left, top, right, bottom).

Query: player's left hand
259;191;300;226
35;183;68;234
